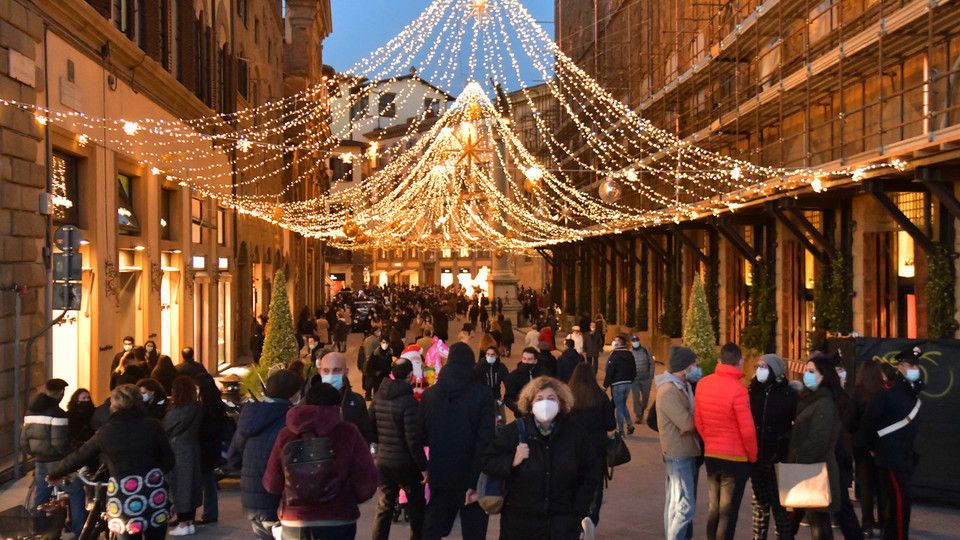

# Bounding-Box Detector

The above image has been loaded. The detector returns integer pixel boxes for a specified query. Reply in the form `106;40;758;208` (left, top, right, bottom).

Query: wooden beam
782;204;838;258
711;219;760;262
535;247;555;266
917;166;960;222
769;204;830;264
671;225;709;263
865;181;937;254
636;231;667;263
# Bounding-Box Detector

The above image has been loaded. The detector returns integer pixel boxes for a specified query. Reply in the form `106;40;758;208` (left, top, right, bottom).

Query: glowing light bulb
523;166;543;182
34;114;47;126
75;134;89;147
238;139;253;153
811;177;825;193
730;166;741;181
122;121;139;136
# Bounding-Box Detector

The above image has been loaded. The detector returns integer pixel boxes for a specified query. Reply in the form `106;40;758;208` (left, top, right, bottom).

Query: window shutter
176;0;195;90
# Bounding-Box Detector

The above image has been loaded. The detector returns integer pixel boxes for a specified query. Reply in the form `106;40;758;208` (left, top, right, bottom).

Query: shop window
897;231;915;278
160;188;175;240
379;93;397;118
117;173;141;235
217;207;226;245
459;248;470;258
441;248;452;259
51;151;79;226
191;197;203;244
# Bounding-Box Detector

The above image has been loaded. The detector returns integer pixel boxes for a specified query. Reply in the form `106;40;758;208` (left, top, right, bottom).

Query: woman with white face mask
481;376;602;540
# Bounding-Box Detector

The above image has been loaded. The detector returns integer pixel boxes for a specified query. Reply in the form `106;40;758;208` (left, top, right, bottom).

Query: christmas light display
2;0;910;251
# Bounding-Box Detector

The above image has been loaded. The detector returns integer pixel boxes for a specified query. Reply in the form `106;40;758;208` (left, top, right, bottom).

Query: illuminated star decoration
465;0;492;24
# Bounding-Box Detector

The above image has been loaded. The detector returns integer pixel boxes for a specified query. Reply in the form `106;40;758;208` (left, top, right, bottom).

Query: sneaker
169;524;194;536
581;517;596;540
626;424;635;435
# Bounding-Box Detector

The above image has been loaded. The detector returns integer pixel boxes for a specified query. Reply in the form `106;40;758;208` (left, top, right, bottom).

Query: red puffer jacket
694;364;758;462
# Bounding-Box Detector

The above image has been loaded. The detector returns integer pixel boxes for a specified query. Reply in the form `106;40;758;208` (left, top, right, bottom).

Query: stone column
490;132;519;324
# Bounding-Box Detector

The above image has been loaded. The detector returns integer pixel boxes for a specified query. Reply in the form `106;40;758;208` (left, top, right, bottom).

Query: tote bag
776;462;831;509
477;419;526;514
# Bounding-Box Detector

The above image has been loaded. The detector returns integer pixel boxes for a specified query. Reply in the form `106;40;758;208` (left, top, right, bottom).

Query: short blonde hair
110;384;141;413
517;376;574;416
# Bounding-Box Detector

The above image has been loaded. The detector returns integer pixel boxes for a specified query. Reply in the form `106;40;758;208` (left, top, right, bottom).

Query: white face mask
145;346;155;353
485;355;497;364
755;367;770;383
380;343;389;350
123;344;133;351
532;399;559;424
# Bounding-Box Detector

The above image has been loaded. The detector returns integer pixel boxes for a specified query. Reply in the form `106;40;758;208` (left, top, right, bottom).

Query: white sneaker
169;523;194;536
581;517;596;540
189;523;196;534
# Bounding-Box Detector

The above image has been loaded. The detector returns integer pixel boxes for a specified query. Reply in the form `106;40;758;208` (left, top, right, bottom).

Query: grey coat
163;402;203;513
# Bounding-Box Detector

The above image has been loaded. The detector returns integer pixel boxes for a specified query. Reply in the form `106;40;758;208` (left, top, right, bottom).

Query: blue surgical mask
803;371;819;390
755;367;770;383
321;374;344;390
687;366;702;383
905;368;921;382
141;393;151;403
631;341;640;349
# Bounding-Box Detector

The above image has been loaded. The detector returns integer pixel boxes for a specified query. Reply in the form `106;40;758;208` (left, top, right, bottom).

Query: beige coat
655;373;701;458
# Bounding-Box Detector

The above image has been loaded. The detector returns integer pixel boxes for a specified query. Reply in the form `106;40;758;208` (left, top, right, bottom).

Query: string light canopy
7;0;907;251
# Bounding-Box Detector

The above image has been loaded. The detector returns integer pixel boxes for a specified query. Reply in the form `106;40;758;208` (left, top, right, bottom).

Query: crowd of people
18;284;927;540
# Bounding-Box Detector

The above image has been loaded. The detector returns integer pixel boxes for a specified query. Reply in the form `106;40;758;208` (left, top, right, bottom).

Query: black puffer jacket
420;343;496;492
475;359;510;400
482;415;602;539
48;407;174;481
370;379;427;472
603;348;637;388
749;378;797;464
856;376;923;474
226;399;290;512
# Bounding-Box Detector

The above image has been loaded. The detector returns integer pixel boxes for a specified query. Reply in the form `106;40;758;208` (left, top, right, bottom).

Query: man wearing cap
747;354;796;540
20;378;86;533
655;346;701;540
629;335;655;425
857;346;925;540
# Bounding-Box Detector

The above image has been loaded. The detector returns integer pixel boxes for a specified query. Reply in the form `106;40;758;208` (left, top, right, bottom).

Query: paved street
3;322;960;539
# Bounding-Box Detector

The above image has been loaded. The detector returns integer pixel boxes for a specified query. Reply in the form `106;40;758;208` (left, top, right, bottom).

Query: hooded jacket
655;372;700;458
20;393;69;463
263;405;378;525
603;348;637;388
694;363;758;462
370;379;428;472
749;377;797;464
227;398;291;512
420;342;496;492
475;357;510;400
305;375;373;443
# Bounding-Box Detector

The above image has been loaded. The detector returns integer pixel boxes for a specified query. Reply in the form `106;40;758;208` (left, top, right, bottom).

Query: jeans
281;523;357;540
751;463;793;540
705;458;750;540
423;488;488;540
33;461;87;534
247;509;280;540
611;384;631;434
373;468;425;540
201;469;219;522
663;456;698;540
631;378;652;423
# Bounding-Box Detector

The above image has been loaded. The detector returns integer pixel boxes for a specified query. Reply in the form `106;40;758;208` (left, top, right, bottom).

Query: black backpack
282;432;342;506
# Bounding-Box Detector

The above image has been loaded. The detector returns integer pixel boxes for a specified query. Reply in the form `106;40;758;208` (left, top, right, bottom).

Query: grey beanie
669;346;697;373
760;353;787;379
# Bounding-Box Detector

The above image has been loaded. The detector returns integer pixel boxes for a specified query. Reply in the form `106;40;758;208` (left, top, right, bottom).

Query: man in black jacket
503;347;547;416
370;360;428;540
748;354;797;540
603;336;637;435
176;346;208;379
556;338;584;383
857;347;924;540
420;343;496;540
313;351;373;442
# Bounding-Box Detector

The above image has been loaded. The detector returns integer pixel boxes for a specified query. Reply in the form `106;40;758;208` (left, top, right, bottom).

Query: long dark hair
66;388;92;412
568;363;602;411
809;354;844;403
170;376;198;405
853;360;885;406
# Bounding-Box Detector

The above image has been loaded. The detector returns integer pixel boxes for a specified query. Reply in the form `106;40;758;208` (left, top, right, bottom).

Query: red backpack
281;431;342;506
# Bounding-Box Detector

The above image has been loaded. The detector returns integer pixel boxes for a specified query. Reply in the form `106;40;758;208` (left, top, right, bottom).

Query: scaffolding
556;0;960;207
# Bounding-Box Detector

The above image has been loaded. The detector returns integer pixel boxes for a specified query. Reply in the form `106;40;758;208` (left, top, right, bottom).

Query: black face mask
74;402;95;415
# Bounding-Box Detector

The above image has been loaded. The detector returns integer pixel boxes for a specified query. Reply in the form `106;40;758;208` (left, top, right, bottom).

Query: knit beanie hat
760;353;787;379
669;346;696;373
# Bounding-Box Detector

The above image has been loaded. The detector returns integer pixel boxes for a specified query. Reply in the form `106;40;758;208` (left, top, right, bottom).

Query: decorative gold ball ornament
599;178;622;203
465;99;484;122
342;220;359;238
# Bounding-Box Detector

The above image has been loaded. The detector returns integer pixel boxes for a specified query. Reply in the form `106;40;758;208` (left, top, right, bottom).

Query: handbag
605;431;631;479
776;462;831;509
477;419;526;514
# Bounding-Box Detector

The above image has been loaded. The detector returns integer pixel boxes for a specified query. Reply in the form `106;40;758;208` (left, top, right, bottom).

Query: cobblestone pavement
3;321;959;539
